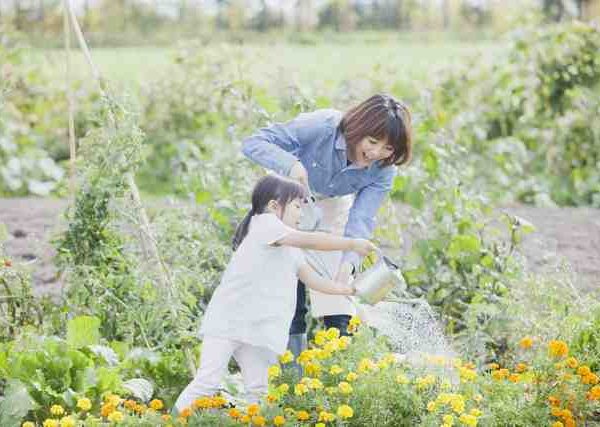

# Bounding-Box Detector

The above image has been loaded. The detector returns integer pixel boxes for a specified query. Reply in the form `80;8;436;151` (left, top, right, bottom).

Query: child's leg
174;336;237;412
233;344;278;403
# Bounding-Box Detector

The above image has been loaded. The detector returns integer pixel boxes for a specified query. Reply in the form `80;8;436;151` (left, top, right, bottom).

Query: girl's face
349;136;395;168
267;198;304;228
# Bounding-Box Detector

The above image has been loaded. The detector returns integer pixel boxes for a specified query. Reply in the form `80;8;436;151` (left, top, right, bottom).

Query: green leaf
0;380;36;427
67;316;101;349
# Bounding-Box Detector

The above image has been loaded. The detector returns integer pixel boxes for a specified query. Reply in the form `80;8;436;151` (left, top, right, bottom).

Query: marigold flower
551;422;564;427
508;374;521;383
451;399;465;415
577;366;591;376
43;420;59;427
487;363;500;370
416;374;436;389
148;399;164;411
239;415;251;424
266;394;279;404
515;363;527;373
338;336;351;350
22;423;35;427
59;416;76;427
470;409;482;417
330;364;343;375
180;407;193;418
346;372;359;382
519;337;534;349
318;411;336;422
77;398;92;412
251;415;266;426
294;383;309;396
337;404;354;419
492;369;509;381
296;410;310;421
358;358;377;373
268;365;281;379
551;406;563;417
228;408;241;419
105;394;121;407
50;405;65;416
427;401;436;412
587;385;600;401
560;409;573;419
277;383;289;394
247;403;260;417
279;350;294;364
273;415;286;426
124;399;137;411
458;414;478;426
161;414;171;421
100;403;115;417
305;362;322;377
107;411;124;423
548;340;569;358
548;396;561;407
459;367;477;382
473;394;483;403
443;414;454;425
565;357;578;369
326;327;340;340
338;381;353;394
582;373;599;385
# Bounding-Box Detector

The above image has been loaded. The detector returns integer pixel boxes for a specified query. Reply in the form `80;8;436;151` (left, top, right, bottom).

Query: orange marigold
519;337;534;349
247;403;260;417
548;340;569;358
515;363;527;373
587;385;600;401
180;407;193;418
251;415;266;426
565;357;578;369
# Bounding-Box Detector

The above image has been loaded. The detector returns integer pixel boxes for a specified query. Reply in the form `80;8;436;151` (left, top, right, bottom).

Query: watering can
352;253;408;305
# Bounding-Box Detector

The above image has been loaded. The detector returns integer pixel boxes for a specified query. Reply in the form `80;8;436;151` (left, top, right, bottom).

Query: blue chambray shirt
241;109;396;269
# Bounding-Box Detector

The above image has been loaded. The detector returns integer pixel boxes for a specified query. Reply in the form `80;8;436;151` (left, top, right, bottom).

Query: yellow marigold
565;357;578;369
314;330;328;346
346;372;359;382
247;403;261;417
337;404;354;419
551;422;564;427
50;405;65;416
133;404;146;414
179;407;193;418
324;340;339;353
519;337;534;349
296;410;310;421
348;315;361;327
470;409;483;417
326;327;340;340
451;398;465;415
325;386;337;395
548;396;561;407
251;415;266;426
100;403;115;418
268;365;281;379
279;350;294;364
515;363;527;373
459;367;477;382
492;369;509;381
124;399;137;410
443;414;454;425
228;408;241;419
309;378;323;390
548;340;569;358
212;395;227;408
239;415;251;424
338;336;350;350
508;374;521;383
577;366;591;376
426;401;436;412
294;383;309;396
318;411;336;422
560;409;573;419
487;363;500;370
277;383;289;394
177;416;188;426
305;362;322;377
22;423;35;427
60;416;76;427
396;374;409;384
266;394;279;404
473;394;483;403
458;414;478;426
148;399;163;411
330;364;344;375
273;415;286;426
358;358;377;373
77;398;92;412
416;374;436;389
551;407;563;417
582;373;599;385
43;420;59;427
338;381;353;394
107;411;124;423
105;394;121;407
587;385;600;401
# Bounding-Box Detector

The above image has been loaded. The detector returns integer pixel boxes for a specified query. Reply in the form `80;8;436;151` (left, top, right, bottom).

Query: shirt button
312;162;317;167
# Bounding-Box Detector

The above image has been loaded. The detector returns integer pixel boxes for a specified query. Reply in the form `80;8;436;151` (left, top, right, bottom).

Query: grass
25;37;503;95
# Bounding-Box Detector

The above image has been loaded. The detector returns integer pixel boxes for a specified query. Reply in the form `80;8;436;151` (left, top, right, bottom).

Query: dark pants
289;281;351;336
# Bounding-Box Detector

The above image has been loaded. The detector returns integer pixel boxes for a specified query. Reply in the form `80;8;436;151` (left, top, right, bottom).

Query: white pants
306;195;357;317
174;336;277;412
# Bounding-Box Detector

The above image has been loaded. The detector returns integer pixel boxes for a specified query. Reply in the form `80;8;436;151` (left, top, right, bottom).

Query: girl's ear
266;199;280;215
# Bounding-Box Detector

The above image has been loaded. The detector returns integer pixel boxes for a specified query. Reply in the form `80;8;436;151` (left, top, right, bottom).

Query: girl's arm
276;230;376;257
297;263;354;296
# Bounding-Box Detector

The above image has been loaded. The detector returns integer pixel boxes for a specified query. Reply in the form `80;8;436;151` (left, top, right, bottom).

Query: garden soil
1;198;598;298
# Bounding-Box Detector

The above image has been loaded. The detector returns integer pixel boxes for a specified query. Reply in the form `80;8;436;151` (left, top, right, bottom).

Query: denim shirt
241;109;396;269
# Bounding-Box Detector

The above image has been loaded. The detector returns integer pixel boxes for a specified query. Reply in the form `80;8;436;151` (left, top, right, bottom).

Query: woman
241;93;412;359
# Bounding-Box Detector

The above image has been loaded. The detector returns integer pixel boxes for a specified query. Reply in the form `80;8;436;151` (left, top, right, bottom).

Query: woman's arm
298;263;354;296
275;230;376;257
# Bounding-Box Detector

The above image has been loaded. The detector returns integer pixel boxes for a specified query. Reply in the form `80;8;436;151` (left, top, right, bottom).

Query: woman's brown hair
339;94;412;167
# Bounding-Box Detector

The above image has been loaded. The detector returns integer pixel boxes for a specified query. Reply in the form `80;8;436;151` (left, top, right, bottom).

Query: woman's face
349;136;395;168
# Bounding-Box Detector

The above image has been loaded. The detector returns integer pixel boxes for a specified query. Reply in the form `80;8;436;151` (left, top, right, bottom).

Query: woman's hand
335;283;355;296
289;161;309;188
350;239;378;257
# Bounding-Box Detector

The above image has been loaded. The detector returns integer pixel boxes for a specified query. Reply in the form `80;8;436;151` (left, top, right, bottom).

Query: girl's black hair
232;174;308;251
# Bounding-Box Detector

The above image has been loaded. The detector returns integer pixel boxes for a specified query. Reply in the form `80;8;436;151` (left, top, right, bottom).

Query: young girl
174;174;376;411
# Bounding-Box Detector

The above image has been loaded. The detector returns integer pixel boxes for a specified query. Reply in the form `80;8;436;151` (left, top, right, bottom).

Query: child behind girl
174;174;377;412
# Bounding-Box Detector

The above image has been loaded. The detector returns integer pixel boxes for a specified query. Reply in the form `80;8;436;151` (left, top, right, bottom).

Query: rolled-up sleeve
241;110;335;176
341;166;396;269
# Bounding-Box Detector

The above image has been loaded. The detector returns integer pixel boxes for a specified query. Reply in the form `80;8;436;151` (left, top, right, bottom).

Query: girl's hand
350;239;378;256
289;161;309;188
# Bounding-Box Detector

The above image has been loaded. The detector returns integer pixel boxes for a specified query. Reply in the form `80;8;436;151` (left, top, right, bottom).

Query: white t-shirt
199;213;305;355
